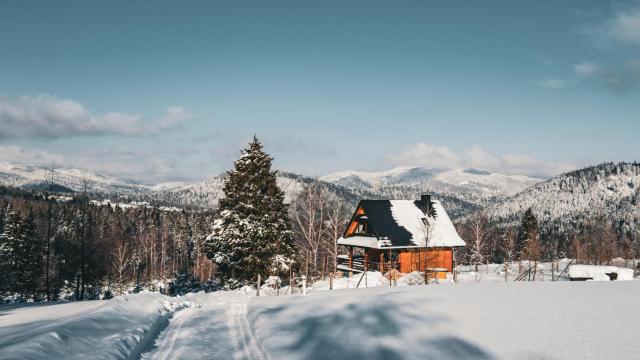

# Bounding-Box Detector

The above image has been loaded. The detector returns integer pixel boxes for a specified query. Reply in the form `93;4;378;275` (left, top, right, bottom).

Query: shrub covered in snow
168;274;221;295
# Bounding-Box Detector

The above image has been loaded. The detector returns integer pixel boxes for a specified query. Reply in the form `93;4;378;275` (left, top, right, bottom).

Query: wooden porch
336;246;454;278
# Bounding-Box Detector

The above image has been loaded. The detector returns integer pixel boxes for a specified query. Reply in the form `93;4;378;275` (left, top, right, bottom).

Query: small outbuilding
337;195;466;279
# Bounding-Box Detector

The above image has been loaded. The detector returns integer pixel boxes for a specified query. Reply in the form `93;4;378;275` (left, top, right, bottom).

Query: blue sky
0;0;639;182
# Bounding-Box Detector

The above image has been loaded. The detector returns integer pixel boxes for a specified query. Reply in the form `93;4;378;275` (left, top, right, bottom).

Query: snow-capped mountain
320;166;542;203
0;162;541;219
0;162;360;210
0;162;150;194
150;172;361;210
485;162;640;236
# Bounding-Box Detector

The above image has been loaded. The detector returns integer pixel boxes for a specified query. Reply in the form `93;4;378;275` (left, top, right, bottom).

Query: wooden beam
379;252;384;273
364;252;369;271
364;252;369;288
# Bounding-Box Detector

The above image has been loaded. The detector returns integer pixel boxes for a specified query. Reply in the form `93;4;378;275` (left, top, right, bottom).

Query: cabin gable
344;204;377;238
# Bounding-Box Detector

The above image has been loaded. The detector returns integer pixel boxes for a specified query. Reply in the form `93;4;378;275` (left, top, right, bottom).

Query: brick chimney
420;194;432;215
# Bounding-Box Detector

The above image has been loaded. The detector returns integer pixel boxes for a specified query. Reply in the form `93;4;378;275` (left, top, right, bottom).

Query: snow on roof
341;199;465;249
389;200;429;246
337;236;382;248
426;201;466;247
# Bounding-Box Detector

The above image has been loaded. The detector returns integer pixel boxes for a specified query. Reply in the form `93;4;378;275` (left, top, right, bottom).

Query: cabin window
355;221;367;234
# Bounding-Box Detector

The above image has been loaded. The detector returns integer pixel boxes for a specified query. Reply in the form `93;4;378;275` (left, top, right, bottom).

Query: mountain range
2;161;639;237
0;162;540;216
320;167;541;204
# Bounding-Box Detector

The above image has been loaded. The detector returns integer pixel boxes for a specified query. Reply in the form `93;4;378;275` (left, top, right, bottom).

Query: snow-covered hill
486;162;640;235
0;162;539;218
3;282;640;360
1;161;563;222
0;163;360;210
0;162;150;194
150;172;361;210
321;166;542;203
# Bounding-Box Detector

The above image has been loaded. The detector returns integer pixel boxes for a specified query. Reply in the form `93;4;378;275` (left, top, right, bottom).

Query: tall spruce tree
517;208;540;261
205;136;295;287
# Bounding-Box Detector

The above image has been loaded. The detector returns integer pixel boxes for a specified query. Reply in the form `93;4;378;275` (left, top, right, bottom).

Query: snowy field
2;280;640;360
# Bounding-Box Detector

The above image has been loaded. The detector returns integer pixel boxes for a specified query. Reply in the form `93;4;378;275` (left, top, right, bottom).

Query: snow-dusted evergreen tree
517;208;540;261
0;206;43;299
0;205;19;293
205;136;295;287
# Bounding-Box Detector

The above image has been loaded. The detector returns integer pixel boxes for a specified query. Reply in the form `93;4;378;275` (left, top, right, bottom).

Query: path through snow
141;291;265;360
227;295;267;360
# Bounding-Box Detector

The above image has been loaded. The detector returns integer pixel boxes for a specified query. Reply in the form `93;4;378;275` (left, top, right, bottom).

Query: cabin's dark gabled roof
357;200;419;247
339;198;466;249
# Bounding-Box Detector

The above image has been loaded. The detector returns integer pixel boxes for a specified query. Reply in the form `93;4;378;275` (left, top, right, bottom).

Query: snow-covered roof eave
337;237;465;250
337;236;381;249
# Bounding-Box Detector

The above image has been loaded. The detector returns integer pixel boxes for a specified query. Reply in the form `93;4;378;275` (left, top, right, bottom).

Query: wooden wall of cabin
397;248;453;274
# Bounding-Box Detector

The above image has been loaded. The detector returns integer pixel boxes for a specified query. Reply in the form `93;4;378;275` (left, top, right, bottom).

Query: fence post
364;252;369;288
505;263;508;282
302;275;307;296
257;274;261;297
329;272;333;290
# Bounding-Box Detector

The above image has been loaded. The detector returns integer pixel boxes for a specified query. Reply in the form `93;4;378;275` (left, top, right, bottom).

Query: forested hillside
475;162;640;261
0;186;215;301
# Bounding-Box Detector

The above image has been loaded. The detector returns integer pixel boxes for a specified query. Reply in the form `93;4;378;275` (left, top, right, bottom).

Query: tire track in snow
227;296;267;360
147;308;192;360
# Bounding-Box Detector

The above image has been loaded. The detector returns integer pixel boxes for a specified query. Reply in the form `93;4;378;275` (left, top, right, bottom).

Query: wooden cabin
337;195;466;279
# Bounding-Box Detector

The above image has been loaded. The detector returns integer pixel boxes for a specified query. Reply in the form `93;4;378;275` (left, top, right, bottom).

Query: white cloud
608;8;640;44
463;146;500;169
573;62;600;77
0;95;191;139
384;142;576;177
0;144;206;183
498;154;575;178
572;60;640;91
384;143;462;170
535;54;553;66
0;145;65;165
157;106;193;130
538;78;567;89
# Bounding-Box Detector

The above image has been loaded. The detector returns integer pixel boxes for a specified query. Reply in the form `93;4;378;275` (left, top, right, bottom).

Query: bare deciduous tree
465;212;492;272
290;183;329;276
291;182;352;277
499;227;517;281
324;194;351;270
112;239;131;294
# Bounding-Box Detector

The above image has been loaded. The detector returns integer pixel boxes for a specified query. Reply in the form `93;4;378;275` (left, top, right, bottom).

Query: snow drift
568;265;635;281
0;292;189;360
